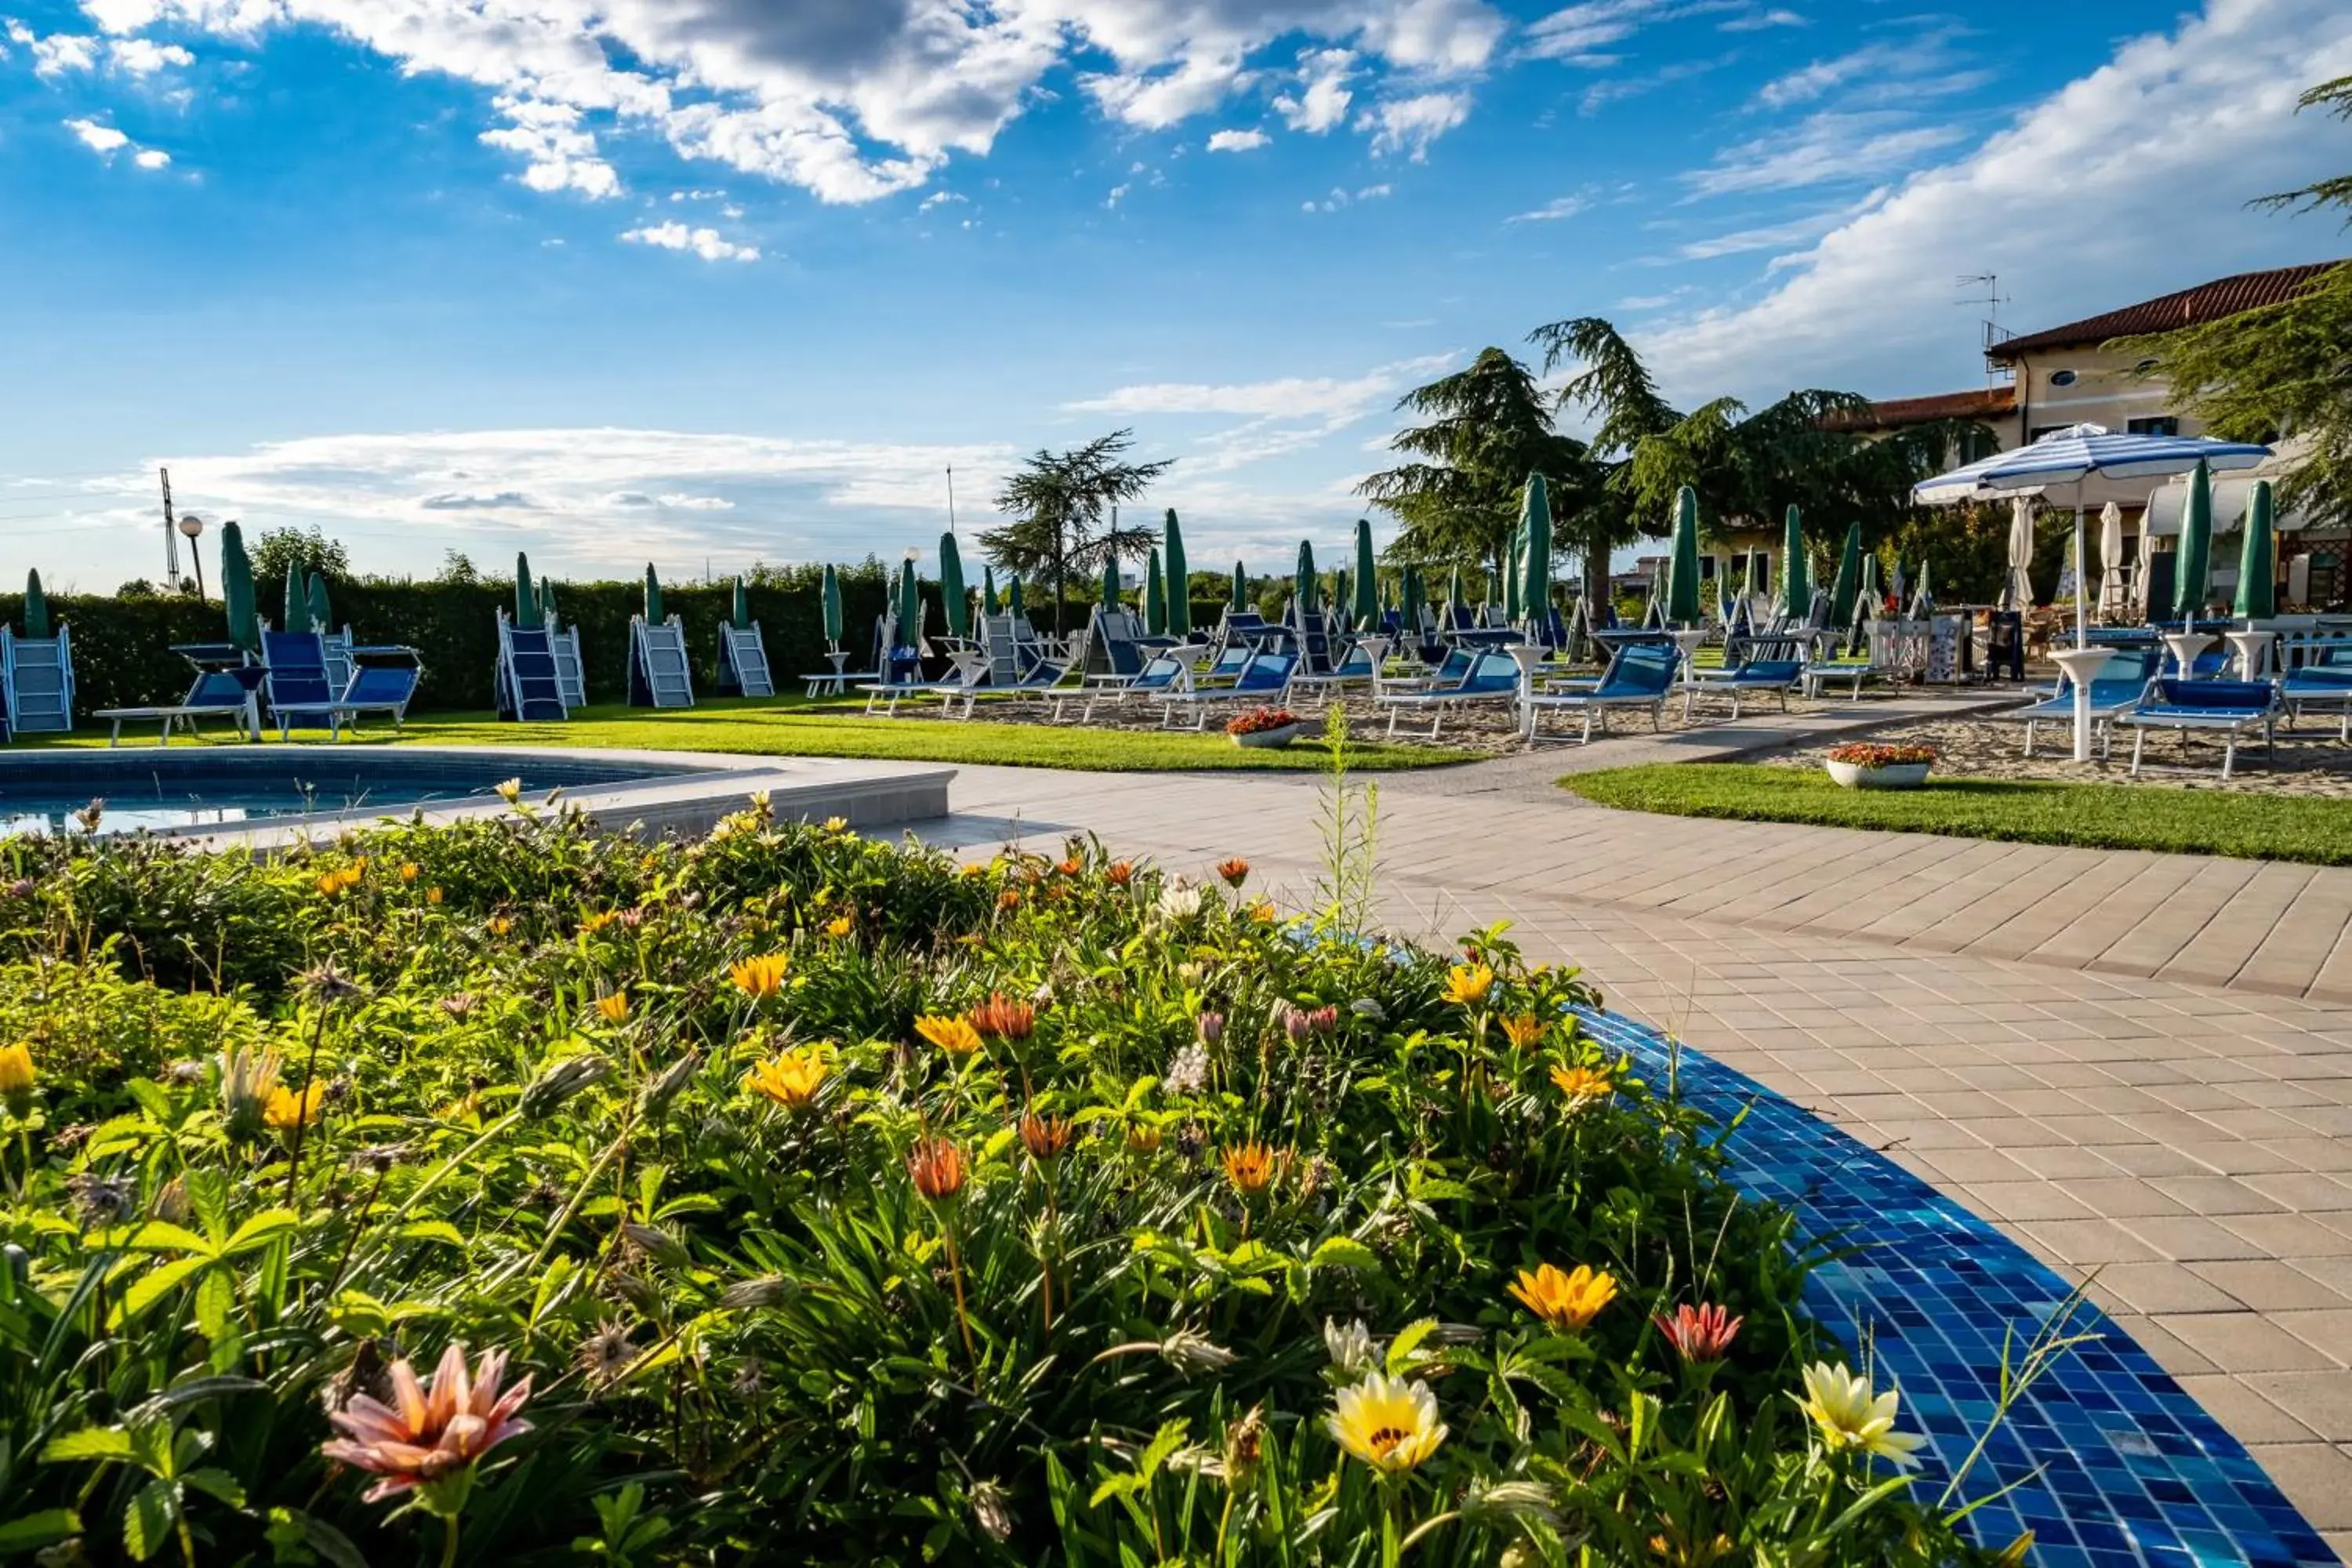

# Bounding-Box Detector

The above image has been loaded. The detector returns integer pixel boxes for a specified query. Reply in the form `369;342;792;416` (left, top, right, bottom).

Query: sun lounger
264;632;420;739
93;668;262;746
1680;636;1806;720
1155;652;1298;730
496;611;568;721
1056;652;1190;722
1525;641;1679;744
1995;647;2160;757
1290;638;1378;701
1376;650;1519;739
2125;678;2280;781
2280;637;2352;739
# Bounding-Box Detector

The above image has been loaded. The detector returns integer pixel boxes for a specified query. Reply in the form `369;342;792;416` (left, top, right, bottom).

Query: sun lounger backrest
1291;608;1334;676
1457;652;1520;694
343;666;418;710
2147;677;2274;712
187;670;252;708
1596;643;1677;698
499;617;567;720
1233;652;1295;692
263;630;336;707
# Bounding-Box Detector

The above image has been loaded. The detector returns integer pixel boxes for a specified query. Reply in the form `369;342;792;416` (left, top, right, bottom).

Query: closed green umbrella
1145;548;1166;636
821;564;844;644
1331;567;1349;627
938;534;969;638
1295;541;1317;612
1164;510;1190;637
731;578;752;630
1521;475;1552;626
1780;504;1809;619
1100;552;1121;612
21;570;48;638
221;521;258;652
1009;574;1025;619
1353;517;1379;626
2175;460;2214;621
1402;565;1425;632
1665;486;1703;626
1230;561;1247;614
1504;527;1522;621
538;579;558;626
897;558;920;643
982;566;1000;616
282;561;306;633
2236;479;2277;620
1485;563;1501;608
1829;518;1863;630
1448;565;1465;619
643;564;664;624
307;572;332;633
514;553;540;630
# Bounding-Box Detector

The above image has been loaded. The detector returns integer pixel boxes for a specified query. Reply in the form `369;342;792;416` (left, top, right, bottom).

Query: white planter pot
1231;724;1302;750
1826;759;1931;789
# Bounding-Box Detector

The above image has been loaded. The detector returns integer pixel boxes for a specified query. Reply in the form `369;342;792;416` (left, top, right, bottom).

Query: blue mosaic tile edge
1573;1006;2339;1568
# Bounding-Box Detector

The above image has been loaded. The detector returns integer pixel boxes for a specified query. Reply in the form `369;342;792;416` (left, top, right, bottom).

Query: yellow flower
729;953;790;999
595;991;631;1024
1221;1142;1279;1197
916;1015;984;1056
487;915;512;938
495;777;522;804
398;862;419;884
1501;1014;1544;1050
822;816;849;833
426;887;444;906
1549;1063;1615;1112
1328;1373;1446;1474
959;862;990;880
0;1041;35;1102
1247;900;1277;924
1442;963;1494;1007
1795;1363;1925;1469
263;1080;325;1132
744;1048;828;1112
1508;1263;1618;1333
1125;1122;1163;1156
582;910;619;935
823;916;854;939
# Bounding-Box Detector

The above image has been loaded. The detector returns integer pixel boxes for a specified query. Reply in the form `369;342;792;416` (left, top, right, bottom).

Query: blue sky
3;0;2350;590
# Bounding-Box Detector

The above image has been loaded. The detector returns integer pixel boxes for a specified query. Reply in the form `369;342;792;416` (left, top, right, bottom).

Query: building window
2049;369;2078;387
2127;416;2180;437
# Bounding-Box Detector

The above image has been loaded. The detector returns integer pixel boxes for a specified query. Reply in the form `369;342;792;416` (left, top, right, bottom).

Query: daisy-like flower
728;953;790;999
967;994;1035;1040
1795;1362;1926;1470
1550;1062;1614;1112
1442;963;1494;1007
907;1138;966;1201
916;1015;984;1057
1105;861;1134;886
742;1048;828;1112
486;916;513;938
1221;1142;1279;1197
822;915;855;939
1056;857;1084;877
1653;1302;1744;1364
959;862;990;880
575;1322;640;1388
1501;1014;1544;1050
426;887;444;906
320;1343;533;1507
1508;1263;1618;1333
0;1040;34;1112
1018;1112;1072;1162
1323;1318;1376;1377
398;862;419;884
1215;857;1250;887
996;889;1022;911
220;1046;283;1142
822;816;850;833
264;1080;326;1133
1327;1372;1446;1474
494;778;523;804
1124;1121;1163;1156
594;991;630;1024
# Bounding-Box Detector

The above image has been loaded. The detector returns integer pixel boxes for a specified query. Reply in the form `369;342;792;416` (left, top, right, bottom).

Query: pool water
0;752;701;837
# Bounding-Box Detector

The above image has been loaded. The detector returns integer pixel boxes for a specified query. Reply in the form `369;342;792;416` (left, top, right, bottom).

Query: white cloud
1273;48;1354;132
78;0;1505;205
620;220;760;262
1508;193;1589;223
1720;6;1804;29
63;117;130;154
1069;353;1455;473
31;31;100;74
1301;182;1395;212
1643;0;2352;402
918;190;967;209
106;35;192;74
132;146;171;168
1521;0;1669;63
1667;189;1883;259
1683;111;1965;195
1206;127;1269;151
1357;90;1472;158
1751;30;1980;111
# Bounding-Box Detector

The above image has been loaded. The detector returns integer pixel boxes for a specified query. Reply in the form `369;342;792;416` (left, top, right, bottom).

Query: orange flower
1057;857;1083;877
581;910;619;935
996;890;1022;911
907;1138;966;1201
595;991;630;1024
916;1014;985;1056
729;953;790;999
744;1048;828;1112
1019;1112;1072;1162
1508;1263;1618;1333
1221;1142;1279;1197
1501;1014;1544;1050
967;993;1035;1041
1442;963;1494;1007
426;887;444;906
1215;857;1250;887
398;862;419;884
320;1343;533;1504
1246;899;1277;924
1105;862;1134;886
487;915;512;938
823;915;855;939
1550;1062;1614;1112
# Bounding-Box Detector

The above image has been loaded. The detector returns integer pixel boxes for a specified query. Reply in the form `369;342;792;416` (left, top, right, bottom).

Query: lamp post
177;514;206;598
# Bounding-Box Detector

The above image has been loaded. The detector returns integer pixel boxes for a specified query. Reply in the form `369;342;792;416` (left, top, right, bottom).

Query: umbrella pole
2053;495;2103;764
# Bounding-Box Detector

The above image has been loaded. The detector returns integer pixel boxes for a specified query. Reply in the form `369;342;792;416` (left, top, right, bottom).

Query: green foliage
248;528;353;590
0;808;2001;1564
980;430;1174;637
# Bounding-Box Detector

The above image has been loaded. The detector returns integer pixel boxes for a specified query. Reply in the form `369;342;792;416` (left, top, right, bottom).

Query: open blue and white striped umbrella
1913;423;2270;505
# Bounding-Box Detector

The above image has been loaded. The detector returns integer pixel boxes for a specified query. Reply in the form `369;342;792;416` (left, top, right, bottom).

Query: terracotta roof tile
1988;262;2346;358
1827;386;2015;430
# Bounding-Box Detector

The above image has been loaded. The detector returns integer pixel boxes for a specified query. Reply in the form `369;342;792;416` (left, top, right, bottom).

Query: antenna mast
1957;273;2011;384
160;467;180;586
946;466;957;535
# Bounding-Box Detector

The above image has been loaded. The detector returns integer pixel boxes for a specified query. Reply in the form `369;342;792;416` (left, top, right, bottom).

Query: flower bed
1226;707;1300;736
0;803;2008;1564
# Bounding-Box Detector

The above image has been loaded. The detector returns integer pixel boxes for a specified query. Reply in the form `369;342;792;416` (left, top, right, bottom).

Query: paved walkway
913;760;2352;1552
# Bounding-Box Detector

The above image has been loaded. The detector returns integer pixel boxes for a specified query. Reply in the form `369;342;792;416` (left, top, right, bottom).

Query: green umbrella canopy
1353;517;1379;624
731;578;752;630
514;553;541;630
1520;475;1553;624
1666;486;1704;626
821;564;844;643
21;570;48;639
307;572;332;634
1100;551;1122;612
1401;564;1425;630
1448;564;1465;615
2175;460;2214;620
538;579;558;626
1504;520;1523;620
1331;566;1350;627
1230;561;1247;613
1780;505;1810;619
643;564;664;624
1485;563;1502;606
2236;479;2278;619
283;561;307;634
1829;518;1864;629
1145;548;1167;636
1164;510;1191;637
1009;574;1025;618
896;558;920;641
938;534;969;638
982;565;1000;617
1294;541;1317;612
221;521;258;652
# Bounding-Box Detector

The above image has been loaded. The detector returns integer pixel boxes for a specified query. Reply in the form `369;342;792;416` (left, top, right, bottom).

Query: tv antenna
1957;273;2012;382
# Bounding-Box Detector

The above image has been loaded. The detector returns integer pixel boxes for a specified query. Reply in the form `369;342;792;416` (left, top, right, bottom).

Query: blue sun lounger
1376;649;1519;739
2281;637;2352;739
1525;641;1679;744
2124;678;2280;781
93;667;263;746
1679;635;1807;720
263;631;419;739
1155;651;1298;730
1995;647;2160;758
1057;652;1190;722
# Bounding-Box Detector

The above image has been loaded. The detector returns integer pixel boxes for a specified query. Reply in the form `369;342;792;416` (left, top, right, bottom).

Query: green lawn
49;696;1475;772
1563;763;2352;866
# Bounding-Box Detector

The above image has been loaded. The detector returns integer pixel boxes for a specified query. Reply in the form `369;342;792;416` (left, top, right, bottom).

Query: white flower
1165;1043;1210;1097
1795;1362;1926;1470
1323;1317;1375;1377
1156;881;1206;922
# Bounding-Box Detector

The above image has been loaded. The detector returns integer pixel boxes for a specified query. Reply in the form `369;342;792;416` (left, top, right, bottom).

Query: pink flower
321;1344;533;1502
1653;1302;1744;1364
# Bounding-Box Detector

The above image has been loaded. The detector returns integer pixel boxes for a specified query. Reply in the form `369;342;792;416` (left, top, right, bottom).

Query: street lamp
176;514;206;599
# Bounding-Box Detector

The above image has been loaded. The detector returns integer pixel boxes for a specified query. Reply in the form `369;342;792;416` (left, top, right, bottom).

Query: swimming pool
0;749;707;835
